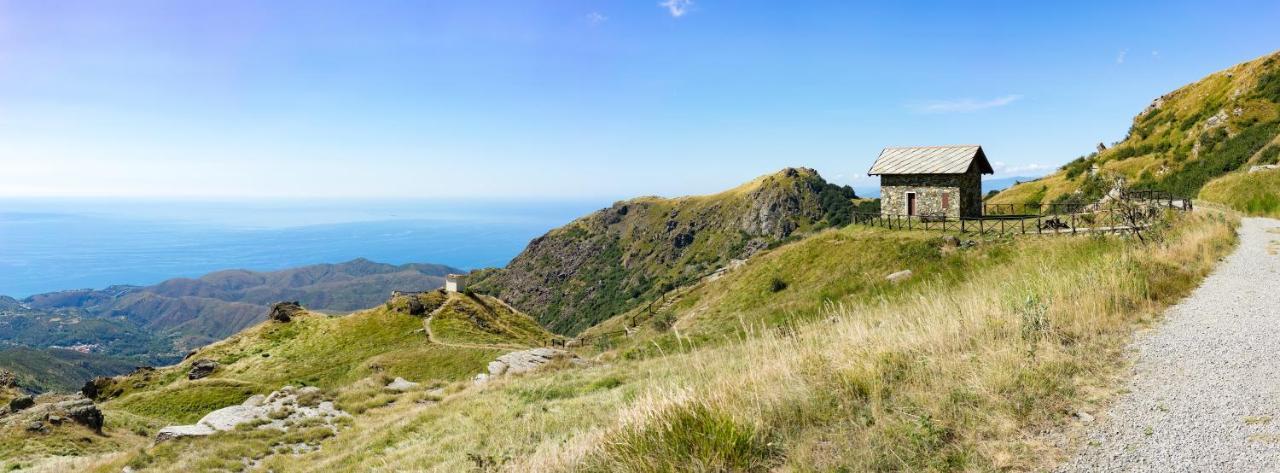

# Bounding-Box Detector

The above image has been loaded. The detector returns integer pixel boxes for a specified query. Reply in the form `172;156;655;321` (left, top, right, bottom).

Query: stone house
445;274;467;293
868;145;994;218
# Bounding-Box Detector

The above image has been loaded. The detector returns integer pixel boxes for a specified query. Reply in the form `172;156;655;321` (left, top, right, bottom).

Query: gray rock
8;395;34;412
155;424;215;442
267;301;303;323
187;359;218;380
885;270;913;283
385;377;419;392
156;385;349;443
55;397;104;431
25;420;45;432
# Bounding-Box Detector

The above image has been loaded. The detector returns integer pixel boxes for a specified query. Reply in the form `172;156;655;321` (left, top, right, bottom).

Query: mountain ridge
469;167;858;334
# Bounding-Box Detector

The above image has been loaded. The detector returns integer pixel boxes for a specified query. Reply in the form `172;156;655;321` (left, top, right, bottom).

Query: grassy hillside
1199;168;1280;217
991;50;1280;206
38;206;1237;472
0;347;144;394
21;258;459;351
470;168;857;335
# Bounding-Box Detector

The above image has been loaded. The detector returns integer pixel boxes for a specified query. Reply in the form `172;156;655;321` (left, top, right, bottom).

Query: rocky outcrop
0;395;105;433
8;395;34;412
385;377;419;392
187;359;219;380
156;386;348;442
0;370;16;388
469;168;855;334
267;301;304;322
475;348;584;383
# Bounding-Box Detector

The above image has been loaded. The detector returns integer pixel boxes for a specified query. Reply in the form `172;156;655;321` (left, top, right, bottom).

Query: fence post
979;218;984;234
1036;215;1041;235
961;218;966;233
1071;213;1076;235
908;215;913;231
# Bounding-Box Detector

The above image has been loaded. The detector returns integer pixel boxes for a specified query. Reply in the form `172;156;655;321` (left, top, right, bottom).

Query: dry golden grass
34;210;1235;472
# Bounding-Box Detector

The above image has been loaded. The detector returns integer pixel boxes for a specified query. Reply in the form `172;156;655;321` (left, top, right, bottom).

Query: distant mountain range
0;258;458;392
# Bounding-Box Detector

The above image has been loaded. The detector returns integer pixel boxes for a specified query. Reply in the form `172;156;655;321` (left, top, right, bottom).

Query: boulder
55;398;104;431
156;424;215;442
187;359;219;380
25;420;45;433
483;348;582;380
8;395;34;412
268;301;304;323
941;235;961;248
385;377;419;392
885;270;913;283
155;385;349;443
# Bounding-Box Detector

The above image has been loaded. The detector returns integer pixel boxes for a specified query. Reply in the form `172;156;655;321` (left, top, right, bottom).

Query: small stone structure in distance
445;274;466;293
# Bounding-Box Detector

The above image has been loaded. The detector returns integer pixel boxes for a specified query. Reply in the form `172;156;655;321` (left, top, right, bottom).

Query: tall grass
49;211;1235;472
1199;169;1280;217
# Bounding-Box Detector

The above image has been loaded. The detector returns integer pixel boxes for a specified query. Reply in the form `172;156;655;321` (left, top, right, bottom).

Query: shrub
769;277;788;293
594;402;779;471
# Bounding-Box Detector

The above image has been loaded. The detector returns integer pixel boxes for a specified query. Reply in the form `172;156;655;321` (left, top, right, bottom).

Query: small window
941;192;950;210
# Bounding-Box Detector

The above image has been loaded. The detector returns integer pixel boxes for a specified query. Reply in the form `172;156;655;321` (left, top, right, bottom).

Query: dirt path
1059;217;1280;472
422;294;527;351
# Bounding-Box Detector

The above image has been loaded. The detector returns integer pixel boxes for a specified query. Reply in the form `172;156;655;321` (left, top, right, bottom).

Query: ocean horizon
0;198;608;298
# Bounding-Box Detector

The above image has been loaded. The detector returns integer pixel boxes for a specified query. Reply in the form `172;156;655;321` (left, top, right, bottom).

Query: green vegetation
428;294;552;346
95;299;544;427
471;167;861;335
132;209;1227;473
990;50;1280;206
0;346;148;393
19;174;1239;472
1200;168;1280;217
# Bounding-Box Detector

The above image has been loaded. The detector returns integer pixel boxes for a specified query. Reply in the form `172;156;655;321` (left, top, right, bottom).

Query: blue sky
1;0;1277;199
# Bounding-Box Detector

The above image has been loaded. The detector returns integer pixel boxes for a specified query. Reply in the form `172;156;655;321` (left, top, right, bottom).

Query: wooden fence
856;191;1192;236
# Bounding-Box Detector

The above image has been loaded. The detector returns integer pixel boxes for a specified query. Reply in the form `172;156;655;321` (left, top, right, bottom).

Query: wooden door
907;192;916;216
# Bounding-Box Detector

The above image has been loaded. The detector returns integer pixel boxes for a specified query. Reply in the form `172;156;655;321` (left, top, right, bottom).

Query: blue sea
0;198;606;298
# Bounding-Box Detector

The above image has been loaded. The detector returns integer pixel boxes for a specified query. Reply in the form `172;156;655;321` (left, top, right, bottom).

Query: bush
593;402;779;471
769;277;788;293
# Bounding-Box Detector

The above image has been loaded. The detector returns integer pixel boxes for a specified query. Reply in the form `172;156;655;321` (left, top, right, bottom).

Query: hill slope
991;50;1280;206
470;168;856;334
0;259;459;394
22;258;459;349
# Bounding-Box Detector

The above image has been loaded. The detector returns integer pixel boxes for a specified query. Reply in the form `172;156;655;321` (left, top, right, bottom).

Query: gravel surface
1059;217;1280;472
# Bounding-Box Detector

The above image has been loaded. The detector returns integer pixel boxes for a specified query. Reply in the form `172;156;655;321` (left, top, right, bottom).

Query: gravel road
1058;217;1280;472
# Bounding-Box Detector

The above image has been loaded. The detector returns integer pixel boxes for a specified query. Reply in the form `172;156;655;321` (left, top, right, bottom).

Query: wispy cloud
660;0;693;17
586;11;607;26
989;161;1055;176
1116;49;1128;64
909;95;1023;114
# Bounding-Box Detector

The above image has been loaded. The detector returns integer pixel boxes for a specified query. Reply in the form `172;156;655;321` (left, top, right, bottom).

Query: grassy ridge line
1199;168;1280;217
211;211;1234;472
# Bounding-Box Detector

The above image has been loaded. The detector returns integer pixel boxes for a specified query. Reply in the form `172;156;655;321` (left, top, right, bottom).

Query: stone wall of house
879;172;983;218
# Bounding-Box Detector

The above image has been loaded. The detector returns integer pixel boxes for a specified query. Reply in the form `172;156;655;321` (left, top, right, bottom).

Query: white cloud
660;0;693;17
910;95;1022;114
1116;49;1128;64
586;11;607;25
988;161;1055;177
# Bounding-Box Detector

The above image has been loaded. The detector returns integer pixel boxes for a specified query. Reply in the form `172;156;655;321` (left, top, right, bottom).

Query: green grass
1200;168;1280;217
992;49;1280;206
57;209;1237;473
583;224;1016;358
429;294;552;346
99;301;541;426
470;168;862;335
